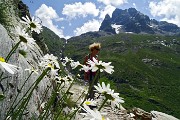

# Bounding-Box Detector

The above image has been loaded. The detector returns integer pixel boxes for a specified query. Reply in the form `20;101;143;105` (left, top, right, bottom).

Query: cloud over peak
62;2;99;19
149;0;180;26
99;5;116;19
97;0;128;7
74;19;101;36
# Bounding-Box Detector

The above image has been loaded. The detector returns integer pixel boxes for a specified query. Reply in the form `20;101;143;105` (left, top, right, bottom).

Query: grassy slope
41;26;64;59
63;33;180;118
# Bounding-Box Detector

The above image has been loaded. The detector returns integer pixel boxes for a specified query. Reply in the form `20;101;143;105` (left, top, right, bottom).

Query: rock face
99;14;116;34
151;111;179;120
0;0;51;119
99;8;180;35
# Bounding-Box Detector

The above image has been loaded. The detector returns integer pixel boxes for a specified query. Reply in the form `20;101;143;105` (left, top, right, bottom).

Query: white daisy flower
63;56;69;62
43;54;58;63
25;67;39;74
101;62;114;74
108;96;124;109
16;26;36;50
87;57;114;74
48;66;59;78
94;82;112;95
0;57;18;74
61;56;73;66
82;98;97;106
95;82;124;109
87;57;99;72
70;61;80;69
20;15;42;34
39;54;60;78
39;54;60;70
80;65;90;72
57;75;73;87
80;104;109;120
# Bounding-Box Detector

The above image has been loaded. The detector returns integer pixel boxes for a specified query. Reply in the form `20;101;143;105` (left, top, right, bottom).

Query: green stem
41;84;52;103
98;97;108;111
0;72;4;81
5;41;21;62
54;105;64;120
85;69;100;100
7;71;33;115
39;91;57;120
69;70;100;120
11;68;49;119
0;72;4;92
65;80;74;94
52;80;75;119
66;91;85;119
6;71;39;116
75;91;85;103
0;41;21;92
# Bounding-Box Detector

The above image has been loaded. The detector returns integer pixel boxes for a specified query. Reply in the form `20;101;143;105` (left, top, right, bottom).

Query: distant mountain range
99;8;180;36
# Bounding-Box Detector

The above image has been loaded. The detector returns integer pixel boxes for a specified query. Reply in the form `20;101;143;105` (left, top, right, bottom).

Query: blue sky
22;0;180;39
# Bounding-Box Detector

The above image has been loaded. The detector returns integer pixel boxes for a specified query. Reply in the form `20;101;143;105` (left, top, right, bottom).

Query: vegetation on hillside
62;33;180;118
42;26;65;59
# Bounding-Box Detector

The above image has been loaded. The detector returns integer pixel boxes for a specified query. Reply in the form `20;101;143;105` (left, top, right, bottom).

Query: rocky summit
99;8;180;35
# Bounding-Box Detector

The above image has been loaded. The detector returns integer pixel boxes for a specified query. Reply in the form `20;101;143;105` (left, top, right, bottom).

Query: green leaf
0;94;5;101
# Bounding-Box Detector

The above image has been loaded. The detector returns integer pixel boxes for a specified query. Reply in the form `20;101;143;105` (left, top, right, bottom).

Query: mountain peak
99;8;180;35
104;14;111;20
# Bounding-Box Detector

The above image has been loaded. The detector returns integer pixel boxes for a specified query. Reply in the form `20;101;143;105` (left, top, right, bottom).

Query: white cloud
62;2;99;19
55;18;64;22
35;4;66;38
99;5;116;19
149;0;180;26
97;0;128;7
74;19;101;36
133;3;137;9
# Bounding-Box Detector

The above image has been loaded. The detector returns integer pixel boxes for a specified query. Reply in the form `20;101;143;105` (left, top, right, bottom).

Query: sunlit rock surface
151;111;179;120
0;0;51;119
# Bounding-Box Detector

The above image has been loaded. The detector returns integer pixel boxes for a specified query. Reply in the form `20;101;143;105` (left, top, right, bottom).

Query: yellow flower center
0;57;5;62
102;116;105;120
85;101;91;105
47;64;54;69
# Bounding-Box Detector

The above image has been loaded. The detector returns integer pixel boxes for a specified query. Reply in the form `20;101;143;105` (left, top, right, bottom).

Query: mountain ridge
99;8;180;36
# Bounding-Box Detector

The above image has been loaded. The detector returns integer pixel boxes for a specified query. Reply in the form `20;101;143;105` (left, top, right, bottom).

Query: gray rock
0;23;51;119
0;0;52;118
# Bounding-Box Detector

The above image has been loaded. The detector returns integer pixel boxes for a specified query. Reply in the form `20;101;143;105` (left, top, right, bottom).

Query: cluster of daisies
59;57;126;120
0;15;42;75
0;14;129;120
77;82;125;120
62;56;114;74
